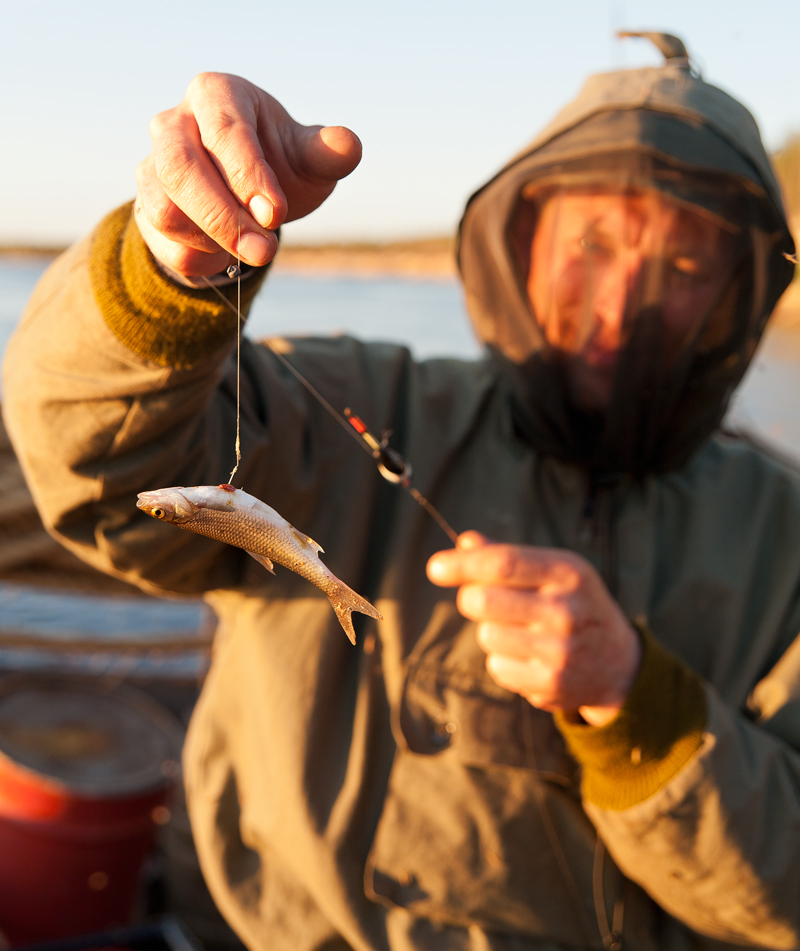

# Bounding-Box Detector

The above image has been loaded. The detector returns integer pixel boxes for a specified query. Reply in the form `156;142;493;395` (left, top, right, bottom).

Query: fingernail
249;195;275;229
237;232;273;265
458;530;490;550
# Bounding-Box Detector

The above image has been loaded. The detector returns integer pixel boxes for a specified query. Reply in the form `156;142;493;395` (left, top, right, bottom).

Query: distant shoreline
0;245;68;259
274;238;456;278
2;239;796;313
0;237;458;279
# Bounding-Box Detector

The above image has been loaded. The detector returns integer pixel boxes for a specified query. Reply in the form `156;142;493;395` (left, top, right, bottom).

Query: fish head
136;487;197;525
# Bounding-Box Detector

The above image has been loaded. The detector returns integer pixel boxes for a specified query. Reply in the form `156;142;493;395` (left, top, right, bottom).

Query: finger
475;621;567;662
271;122;363;223
426;531;489;583
136;157;227;255
190;81;361;224
427;543;583;592
485;652;557;701
150;107;276;267
457;584;571;630
294;124;363;184
135;207;234;277
135;157;235;275
188;78;288;228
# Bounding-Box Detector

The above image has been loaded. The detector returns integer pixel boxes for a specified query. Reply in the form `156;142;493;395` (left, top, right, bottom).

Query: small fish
136;484;381;644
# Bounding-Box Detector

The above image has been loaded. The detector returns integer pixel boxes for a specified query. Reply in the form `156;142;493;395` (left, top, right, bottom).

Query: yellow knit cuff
88;202;271;368
554;623;707;810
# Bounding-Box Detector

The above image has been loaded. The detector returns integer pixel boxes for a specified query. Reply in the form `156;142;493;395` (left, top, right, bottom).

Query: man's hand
134;73;362;277
427;532;641;727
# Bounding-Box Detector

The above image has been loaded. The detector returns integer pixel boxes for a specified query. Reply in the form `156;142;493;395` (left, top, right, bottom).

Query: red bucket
0;676;183;947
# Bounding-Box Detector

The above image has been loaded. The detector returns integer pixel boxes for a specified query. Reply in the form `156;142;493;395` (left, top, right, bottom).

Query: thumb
297;125;363;184
457;531;490;551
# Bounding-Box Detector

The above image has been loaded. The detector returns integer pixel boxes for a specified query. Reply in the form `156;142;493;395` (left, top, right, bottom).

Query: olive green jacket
5;209;800;951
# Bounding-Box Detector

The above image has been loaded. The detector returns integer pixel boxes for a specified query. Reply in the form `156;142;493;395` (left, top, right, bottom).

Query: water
246;272;481;360
727;329;800;461
0;258;52;364
0;583;210;679
0;256;798;676
0;258;480;377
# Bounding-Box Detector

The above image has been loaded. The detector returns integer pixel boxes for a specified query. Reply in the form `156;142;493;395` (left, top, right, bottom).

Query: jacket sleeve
557;625;800;950
1;203;405;598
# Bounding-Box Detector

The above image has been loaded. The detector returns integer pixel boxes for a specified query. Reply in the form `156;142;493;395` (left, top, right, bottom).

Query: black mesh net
459;118;795;477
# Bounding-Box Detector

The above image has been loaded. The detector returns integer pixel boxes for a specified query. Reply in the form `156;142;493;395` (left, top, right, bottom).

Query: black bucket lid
0;676;184;797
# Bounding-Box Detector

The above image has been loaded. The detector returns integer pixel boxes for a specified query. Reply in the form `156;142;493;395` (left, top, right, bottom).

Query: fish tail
327;582;382;646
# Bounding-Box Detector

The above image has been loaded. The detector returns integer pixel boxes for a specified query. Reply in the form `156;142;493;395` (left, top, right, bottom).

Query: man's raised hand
134;73;362;277
427;532;642;727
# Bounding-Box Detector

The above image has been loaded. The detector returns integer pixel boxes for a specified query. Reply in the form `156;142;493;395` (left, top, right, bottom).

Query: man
4;33;800;951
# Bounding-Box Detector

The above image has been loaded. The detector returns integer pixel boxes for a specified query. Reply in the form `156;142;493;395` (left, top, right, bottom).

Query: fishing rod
201;269;459;545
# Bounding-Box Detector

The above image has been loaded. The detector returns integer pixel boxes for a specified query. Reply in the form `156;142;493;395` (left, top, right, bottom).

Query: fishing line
233;219;241;481
219;213;243;485
201;269;459;545
201;277;379;456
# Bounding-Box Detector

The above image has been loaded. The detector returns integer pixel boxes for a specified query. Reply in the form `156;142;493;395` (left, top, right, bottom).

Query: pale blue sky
2;0;798;244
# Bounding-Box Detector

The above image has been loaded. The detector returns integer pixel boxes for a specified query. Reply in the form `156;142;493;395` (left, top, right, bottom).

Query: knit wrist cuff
554;623;707;810
88;202;271;368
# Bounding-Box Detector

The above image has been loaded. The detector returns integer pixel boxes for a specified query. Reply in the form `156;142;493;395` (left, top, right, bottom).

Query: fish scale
136;484;381;644
188;508;335;593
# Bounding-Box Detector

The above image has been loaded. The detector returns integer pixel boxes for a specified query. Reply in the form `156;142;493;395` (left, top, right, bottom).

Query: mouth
561;351;617;410
583;344;619;372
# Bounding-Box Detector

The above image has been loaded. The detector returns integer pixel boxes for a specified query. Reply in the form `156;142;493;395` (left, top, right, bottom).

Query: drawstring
593;837;625;950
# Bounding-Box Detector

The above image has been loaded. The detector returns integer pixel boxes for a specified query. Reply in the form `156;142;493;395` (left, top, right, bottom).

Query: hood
458;36;796;476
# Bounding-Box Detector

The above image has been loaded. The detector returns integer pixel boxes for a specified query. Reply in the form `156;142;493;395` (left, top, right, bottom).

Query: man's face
526;190;736;409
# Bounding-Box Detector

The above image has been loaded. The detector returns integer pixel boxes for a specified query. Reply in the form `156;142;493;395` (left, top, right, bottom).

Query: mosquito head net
458;41;795;476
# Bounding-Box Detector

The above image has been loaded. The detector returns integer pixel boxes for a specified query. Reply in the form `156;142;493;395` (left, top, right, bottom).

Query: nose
589;252;645;353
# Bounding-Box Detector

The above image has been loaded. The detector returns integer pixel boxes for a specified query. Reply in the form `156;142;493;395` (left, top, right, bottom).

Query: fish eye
153;508;166;519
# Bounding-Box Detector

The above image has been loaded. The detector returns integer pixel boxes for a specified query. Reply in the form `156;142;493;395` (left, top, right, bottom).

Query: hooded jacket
4;43;800;951
458;52;795;477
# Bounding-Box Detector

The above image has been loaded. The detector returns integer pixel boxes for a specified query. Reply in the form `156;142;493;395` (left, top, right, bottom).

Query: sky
2;0;799;245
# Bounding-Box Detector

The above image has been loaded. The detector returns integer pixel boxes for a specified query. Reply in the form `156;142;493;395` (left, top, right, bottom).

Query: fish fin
334;607;357;647
247;550;276;575
290;527;324;554
327;581;382;646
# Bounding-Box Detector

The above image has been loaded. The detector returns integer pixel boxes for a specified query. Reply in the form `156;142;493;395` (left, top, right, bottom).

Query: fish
136;484;381;644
